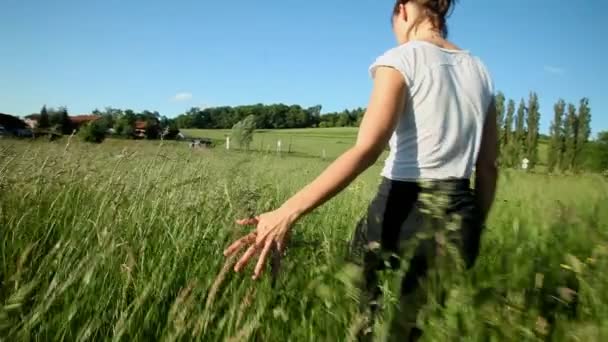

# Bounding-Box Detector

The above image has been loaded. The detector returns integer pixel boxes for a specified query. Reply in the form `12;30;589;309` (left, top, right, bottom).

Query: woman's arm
224;66;408;279
474;99;499;223
281;67;407;218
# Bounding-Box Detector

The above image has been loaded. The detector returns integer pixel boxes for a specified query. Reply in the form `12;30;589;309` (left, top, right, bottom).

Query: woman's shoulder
376;41;425;59
370;42;430;82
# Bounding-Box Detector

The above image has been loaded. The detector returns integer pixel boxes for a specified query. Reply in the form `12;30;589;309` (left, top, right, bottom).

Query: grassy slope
1;138;607;341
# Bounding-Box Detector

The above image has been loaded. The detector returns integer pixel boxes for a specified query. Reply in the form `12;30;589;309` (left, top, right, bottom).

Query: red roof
70;115;100;124
135;120;147;130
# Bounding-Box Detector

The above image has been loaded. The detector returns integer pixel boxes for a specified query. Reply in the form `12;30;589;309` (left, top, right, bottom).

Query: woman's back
371;40;494;181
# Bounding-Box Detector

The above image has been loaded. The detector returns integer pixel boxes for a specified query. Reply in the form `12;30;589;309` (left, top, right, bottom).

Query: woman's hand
223;206;299;280
223;67;405;280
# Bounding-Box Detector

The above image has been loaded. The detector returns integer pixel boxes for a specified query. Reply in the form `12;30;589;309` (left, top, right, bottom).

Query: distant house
134;120;147;138
0;113;27;129
23;114;100;130
133;118;163;139
24;114;40;129
70;115;100;129
0;113;32;137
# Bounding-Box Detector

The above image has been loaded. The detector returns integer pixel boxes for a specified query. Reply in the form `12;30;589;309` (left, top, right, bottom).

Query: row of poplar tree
494;92;591;172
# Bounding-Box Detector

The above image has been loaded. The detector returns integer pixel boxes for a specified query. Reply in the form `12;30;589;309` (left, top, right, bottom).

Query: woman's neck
408;29;460;51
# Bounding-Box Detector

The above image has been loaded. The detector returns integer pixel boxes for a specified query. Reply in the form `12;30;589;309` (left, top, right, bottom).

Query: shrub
163;122;180;140
80;120;108;143
231;115;256;150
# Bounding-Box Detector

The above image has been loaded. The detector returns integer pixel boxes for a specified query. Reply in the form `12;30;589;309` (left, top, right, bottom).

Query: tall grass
1;139;607;341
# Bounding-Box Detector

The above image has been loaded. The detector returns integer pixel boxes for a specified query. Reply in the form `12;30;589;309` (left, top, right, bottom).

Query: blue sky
1;0;606;135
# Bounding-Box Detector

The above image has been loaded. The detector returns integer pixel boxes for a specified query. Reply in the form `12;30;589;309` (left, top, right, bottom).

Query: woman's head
392;0;455;44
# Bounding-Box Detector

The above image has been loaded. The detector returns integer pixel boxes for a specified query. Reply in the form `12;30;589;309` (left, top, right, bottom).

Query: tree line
34;106;180;142
179;93;605;173
494;92;605;172
495;92;543;169
546;98;592;172
90;107;179;140
26;95;608;173
174;104;366;130
36;106;74;135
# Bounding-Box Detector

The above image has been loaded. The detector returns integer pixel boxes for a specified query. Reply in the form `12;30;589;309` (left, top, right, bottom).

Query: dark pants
348;177;483;341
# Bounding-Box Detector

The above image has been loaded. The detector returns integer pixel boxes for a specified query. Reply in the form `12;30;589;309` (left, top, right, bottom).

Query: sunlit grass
1;138;607;341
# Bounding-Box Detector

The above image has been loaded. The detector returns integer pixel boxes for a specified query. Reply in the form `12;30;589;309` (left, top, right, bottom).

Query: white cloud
171;92;193;102
543;65;565;75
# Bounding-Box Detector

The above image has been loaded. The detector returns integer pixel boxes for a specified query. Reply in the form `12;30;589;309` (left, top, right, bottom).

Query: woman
224;0;498;339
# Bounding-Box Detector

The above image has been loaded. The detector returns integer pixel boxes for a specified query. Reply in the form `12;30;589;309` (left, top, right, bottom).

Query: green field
1;131;607;341
182;128;360;160
182;128;551;167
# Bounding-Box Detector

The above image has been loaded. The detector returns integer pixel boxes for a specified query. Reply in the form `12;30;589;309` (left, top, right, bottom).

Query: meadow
1;129;607;341
181;128;361;160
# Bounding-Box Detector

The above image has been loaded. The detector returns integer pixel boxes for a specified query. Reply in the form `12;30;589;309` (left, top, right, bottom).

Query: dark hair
392;0;456;38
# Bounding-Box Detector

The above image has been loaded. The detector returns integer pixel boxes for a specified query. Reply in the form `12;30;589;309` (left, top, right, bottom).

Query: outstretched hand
223;207;298;280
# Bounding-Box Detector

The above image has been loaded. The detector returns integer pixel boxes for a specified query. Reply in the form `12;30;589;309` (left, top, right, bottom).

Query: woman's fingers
234;244;258;272
224;232;256;257
236;217;259;226
253;240;274;280
227;211;293;279
255;226;276;248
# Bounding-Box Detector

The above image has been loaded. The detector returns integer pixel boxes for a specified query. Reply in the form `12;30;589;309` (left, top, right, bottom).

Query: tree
336;111;351;127
80;120;107;143
503;99;515;145
231;115;256;150
285;105;304;128
548;99;565;172
597;131;608;172
145;118;161;140
114;118;134;137
501;99;515;166
575;98;592;168
49;108;62;127
163;121;181;140
525;92;540;169
495;92;505;145
59;107;73;135
562;103;578;170
514;99;527;162
39;105;50;129
307;105;322;127
99;114;115;130
578;131;608;172
114;110;136;138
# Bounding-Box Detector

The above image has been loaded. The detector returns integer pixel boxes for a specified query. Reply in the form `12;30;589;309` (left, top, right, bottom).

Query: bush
231;115;256;150
163;122;180;140
80;120;107;143
114;120;135;139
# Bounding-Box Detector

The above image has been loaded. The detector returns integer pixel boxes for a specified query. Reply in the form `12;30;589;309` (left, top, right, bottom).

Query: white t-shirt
370;40;495;181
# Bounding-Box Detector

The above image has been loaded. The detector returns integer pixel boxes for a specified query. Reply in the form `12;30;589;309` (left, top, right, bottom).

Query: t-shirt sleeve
369;47;414;85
